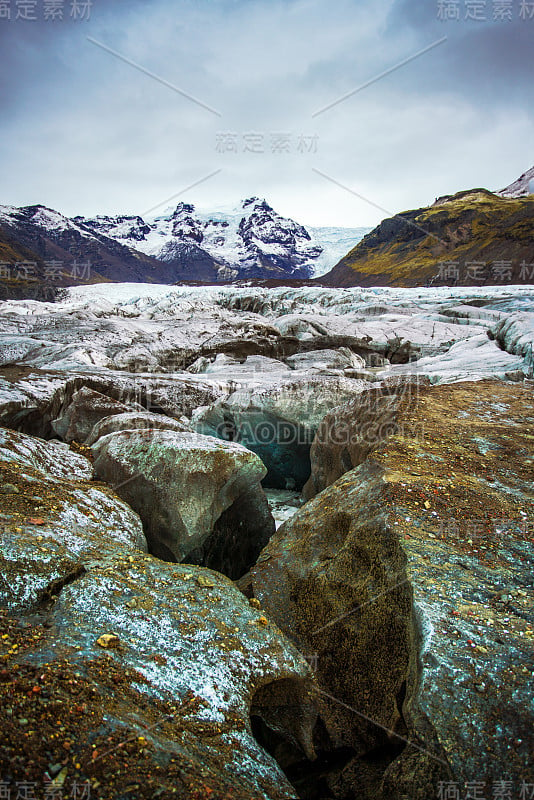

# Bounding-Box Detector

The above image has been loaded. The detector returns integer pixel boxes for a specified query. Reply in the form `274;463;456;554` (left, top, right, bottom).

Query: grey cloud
0;0;531;227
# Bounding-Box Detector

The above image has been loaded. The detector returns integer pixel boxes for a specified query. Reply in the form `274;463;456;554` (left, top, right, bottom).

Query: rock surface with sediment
92;428;275;577
253;380;534;799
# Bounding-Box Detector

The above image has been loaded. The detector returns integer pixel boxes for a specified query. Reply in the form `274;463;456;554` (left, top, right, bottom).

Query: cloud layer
1;0;532;226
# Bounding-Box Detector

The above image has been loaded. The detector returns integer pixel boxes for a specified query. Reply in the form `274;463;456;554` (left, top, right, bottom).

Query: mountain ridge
2;166;532;297
0;199;366;298
498;165;534;198
77;197;368;282
321;185;534;288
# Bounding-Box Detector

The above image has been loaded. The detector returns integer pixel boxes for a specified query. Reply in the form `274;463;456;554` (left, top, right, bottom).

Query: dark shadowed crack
35;564;87;608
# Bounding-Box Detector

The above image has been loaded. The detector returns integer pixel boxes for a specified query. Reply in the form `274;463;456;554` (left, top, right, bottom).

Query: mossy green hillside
322;190;534;287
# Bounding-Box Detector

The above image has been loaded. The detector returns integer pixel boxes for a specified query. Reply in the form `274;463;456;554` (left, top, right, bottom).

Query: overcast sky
1;0;533;226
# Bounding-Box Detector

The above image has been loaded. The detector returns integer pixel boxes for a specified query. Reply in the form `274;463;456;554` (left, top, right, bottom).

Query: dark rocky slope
321;189;534;288
252;380;534;798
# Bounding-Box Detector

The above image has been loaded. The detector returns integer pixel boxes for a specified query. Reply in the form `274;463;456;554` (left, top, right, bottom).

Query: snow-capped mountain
77;198;368;281
0;203;95;240
0;203;178;287
0;199;369;300
498;165;534;198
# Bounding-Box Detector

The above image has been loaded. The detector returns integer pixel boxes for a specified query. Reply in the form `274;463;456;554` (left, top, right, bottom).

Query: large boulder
85;410;191;446
0;428;146;612
0;548;317;799
252;465;425;799
92;429;275;577
0;428;318;800
51;386;142;442
0;426;93;480
253;380;534;798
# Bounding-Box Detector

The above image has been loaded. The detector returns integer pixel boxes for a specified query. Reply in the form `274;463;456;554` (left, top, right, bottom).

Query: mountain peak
242;197;272;212
0;198;368;287
172;202;196;217
498;166;534;198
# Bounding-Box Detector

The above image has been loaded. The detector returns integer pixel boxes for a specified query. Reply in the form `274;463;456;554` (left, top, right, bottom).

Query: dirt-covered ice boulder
85;410;191;446
253;380;534;799
92;429;275;577
0;428;146;612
